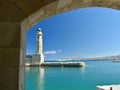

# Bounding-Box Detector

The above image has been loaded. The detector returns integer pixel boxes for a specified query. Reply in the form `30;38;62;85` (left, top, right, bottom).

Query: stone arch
1;0;120;90
23;0;120;30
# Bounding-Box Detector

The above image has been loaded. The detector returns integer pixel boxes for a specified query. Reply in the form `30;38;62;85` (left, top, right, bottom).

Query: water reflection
25;67;31;72
80;66;86;74
39;67;44;90
25;67;44;90
25;66;87;90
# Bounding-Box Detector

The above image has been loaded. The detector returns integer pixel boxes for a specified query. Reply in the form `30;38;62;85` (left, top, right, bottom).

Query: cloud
44;51;57;55
44;50;62;55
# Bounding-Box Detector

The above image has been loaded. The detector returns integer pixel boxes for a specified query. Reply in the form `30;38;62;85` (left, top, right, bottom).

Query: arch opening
25;7;120;90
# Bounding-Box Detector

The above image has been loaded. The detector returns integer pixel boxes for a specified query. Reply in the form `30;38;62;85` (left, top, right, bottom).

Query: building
26;28;44;64
26;55;32;63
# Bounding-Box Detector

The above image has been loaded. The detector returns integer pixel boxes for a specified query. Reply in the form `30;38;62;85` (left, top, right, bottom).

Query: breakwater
25;62;85;67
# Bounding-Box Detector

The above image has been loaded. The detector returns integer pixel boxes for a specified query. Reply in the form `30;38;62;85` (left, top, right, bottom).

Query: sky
26;7;120;60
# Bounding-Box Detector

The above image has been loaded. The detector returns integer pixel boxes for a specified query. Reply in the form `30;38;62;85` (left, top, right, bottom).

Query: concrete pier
97;84;120;90
26;62;85;67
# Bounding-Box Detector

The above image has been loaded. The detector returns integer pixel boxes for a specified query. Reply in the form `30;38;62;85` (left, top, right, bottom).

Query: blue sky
26;7;120;60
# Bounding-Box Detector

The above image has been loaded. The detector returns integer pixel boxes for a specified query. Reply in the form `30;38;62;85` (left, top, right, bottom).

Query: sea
25;60;120;90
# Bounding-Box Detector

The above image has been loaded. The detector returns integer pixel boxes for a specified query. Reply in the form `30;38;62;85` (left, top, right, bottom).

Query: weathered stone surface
24;0;120;29
44;1;59;19
0;0;25;21
0;21;21;90
0;22;20;47
21;18;30;32
20;20;27;90
68;0;93;11
82;0;93;7
1;0;120;22
56;0;72;14
0;0;53;21
4;47;20;67
21;21;27;50
28;7;45;26
20;48;26;66
92;0;120;9
19;65;25;90
0;48;4;60
57;0;72;10
0;67;19;90
93;0;111;7
19;48;25;90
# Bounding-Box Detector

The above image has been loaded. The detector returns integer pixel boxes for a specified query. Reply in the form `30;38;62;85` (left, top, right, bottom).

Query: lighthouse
36;28;43;54
32;28;44;64
36;28;44;64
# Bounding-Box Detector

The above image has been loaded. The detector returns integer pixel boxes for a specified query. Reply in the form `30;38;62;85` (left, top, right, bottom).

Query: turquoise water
25;61;120;90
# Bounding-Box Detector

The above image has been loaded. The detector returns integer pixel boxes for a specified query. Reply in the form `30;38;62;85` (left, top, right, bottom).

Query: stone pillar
0;22;20;90
0;21;26;90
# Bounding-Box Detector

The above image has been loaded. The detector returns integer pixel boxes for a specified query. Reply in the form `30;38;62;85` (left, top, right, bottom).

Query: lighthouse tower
36;28;44;64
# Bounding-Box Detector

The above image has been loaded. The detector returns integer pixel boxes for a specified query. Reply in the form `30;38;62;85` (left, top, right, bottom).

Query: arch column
19;18;30;90
0;20;29;90
0;21;20;90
